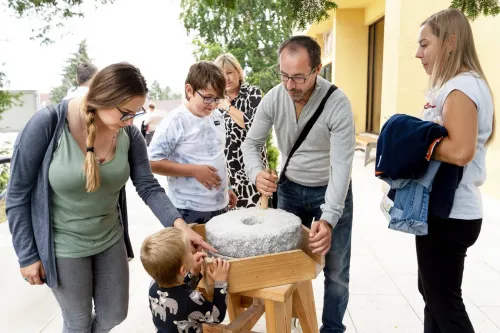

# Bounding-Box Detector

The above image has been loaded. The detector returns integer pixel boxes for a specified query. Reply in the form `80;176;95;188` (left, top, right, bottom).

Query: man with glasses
148;61;237;224
242;36;355;333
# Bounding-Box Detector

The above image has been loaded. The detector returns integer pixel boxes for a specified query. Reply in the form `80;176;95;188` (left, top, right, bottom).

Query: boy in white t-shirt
148;61;237;223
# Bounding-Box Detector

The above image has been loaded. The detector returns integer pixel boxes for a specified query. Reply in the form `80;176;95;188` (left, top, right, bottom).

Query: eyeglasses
196;90;223;105
276;67;317;84
117;106;147;121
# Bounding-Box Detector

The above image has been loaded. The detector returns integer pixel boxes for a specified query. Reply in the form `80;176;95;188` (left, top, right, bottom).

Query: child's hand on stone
190;251;207;277
208;258;230;282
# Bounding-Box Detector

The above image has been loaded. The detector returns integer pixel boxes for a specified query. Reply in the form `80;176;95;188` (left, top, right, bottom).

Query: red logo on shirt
424;102;436;109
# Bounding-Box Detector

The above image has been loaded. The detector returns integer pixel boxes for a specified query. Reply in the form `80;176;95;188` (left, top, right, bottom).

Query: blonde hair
214;53;245;84
83;62;148;192
422;8;495;143
140;228;189;288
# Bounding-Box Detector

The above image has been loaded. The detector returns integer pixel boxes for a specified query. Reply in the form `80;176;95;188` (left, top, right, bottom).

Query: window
320;63;332;82
322;31;333;55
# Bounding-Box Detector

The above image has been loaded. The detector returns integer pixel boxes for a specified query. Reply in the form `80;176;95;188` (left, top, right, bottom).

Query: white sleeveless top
422;72;494;219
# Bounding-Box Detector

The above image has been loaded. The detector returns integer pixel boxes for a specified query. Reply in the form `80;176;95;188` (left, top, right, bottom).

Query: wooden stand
201;280;318;333
190;222;323;333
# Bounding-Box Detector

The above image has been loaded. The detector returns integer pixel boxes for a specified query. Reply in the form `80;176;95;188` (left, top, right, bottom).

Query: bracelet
226;104;231;112
228;185;233;191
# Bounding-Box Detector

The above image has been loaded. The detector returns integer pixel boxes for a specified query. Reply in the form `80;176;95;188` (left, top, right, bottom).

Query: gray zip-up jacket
6;100;181;288
241;76;355;227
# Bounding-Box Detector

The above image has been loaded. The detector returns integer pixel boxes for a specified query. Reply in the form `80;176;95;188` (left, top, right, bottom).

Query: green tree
5;0;115;45
451;0;500;20
0;144;11;193
190;0;338;31
50;40;92;103
149;80;182;100
0;71;23;118
181;0;295;94
192;0;499;24
1;0;115;115
266;131;280;171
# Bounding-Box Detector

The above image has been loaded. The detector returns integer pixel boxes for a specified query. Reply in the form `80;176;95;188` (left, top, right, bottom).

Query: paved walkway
1;151;500;332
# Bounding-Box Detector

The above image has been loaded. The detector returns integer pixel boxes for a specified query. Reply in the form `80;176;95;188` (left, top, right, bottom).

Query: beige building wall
365;0;385;24
334;9;369;133
303;2;384;133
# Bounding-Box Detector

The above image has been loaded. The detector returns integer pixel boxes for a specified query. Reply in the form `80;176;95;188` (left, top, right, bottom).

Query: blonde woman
214;53;267;208
416;8;494;332
6;63;214;333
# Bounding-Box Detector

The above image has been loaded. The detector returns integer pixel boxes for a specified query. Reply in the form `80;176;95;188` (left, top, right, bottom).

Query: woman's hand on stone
309;220;332;255
208;258;230;282
194;165;221;190
256;170;278;197
174;218;218;253
21;260;46;286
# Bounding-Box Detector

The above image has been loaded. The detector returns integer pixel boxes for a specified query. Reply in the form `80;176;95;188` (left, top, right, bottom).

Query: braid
83;107;101;192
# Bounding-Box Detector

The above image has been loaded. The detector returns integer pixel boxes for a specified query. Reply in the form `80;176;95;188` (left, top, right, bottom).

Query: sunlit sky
0;0;195;94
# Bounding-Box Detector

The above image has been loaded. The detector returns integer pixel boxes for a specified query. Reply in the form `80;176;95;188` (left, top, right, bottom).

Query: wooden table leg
264;297;293;333
227;293;245;321
292;280;319;333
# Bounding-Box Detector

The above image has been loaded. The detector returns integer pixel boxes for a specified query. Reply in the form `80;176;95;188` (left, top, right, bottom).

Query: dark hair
185;61;226;99
148;103;156;109
84;62;148;192
76;62;99;86
278;36;322;70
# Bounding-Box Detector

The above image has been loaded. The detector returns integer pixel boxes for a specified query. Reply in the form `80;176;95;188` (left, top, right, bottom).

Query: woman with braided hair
6;62;215;333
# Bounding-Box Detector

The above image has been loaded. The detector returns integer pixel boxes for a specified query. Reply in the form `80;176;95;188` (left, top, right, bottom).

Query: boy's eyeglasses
117;106;147;121
196;90;223;105
276;67;317;84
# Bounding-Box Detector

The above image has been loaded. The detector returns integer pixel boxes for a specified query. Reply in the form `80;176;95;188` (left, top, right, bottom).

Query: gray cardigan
6;100;181;288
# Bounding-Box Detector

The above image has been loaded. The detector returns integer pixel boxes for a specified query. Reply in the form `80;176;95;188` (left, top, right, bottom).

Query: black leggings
416;215;482;333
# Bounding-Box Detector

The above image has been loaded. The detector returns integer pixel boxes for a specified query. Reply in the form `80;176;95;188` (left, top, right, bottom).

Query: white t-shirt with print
62;86;89;101
422;72;494;219
148;104;229;212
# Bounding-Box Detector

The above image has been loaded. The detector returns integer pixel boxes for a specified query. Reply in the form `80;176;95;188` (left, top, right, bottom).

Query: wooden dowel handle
260;169;276;210
260;194;269;209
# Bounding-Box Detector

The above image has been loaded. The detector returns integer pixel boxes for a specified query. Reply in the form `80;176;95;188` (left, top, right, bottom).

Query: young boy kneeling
141;228;230;332
148;61;237;224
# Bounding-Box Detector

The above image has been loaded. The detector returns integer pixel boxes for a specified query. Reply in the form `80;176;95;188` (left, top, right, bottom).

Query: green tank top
49;122;130;258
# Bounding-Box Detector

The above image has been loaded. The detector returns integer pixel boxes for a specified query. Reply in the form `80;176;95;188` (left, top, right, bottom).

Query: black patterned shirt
148;273;228;333
220;83;267;208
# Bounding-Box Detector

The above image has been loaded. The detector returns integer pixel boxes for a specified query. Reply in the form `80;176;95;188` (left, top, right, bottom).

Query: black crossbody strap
279;84;338;183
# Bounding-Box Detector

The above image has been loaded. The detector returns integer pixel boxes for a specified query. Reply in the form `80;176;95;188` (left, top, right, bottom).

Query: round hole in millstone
241;216;265;226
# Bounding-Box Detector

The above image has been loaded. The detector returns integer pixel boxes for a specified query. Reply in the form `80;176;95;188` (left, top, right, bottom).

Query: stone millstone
205;207;302;259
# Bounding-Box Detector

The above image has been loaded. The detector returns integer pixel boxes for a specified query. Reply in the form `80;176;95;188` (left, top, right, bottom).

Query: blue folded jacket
376;114;447;180
376;114;463;235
